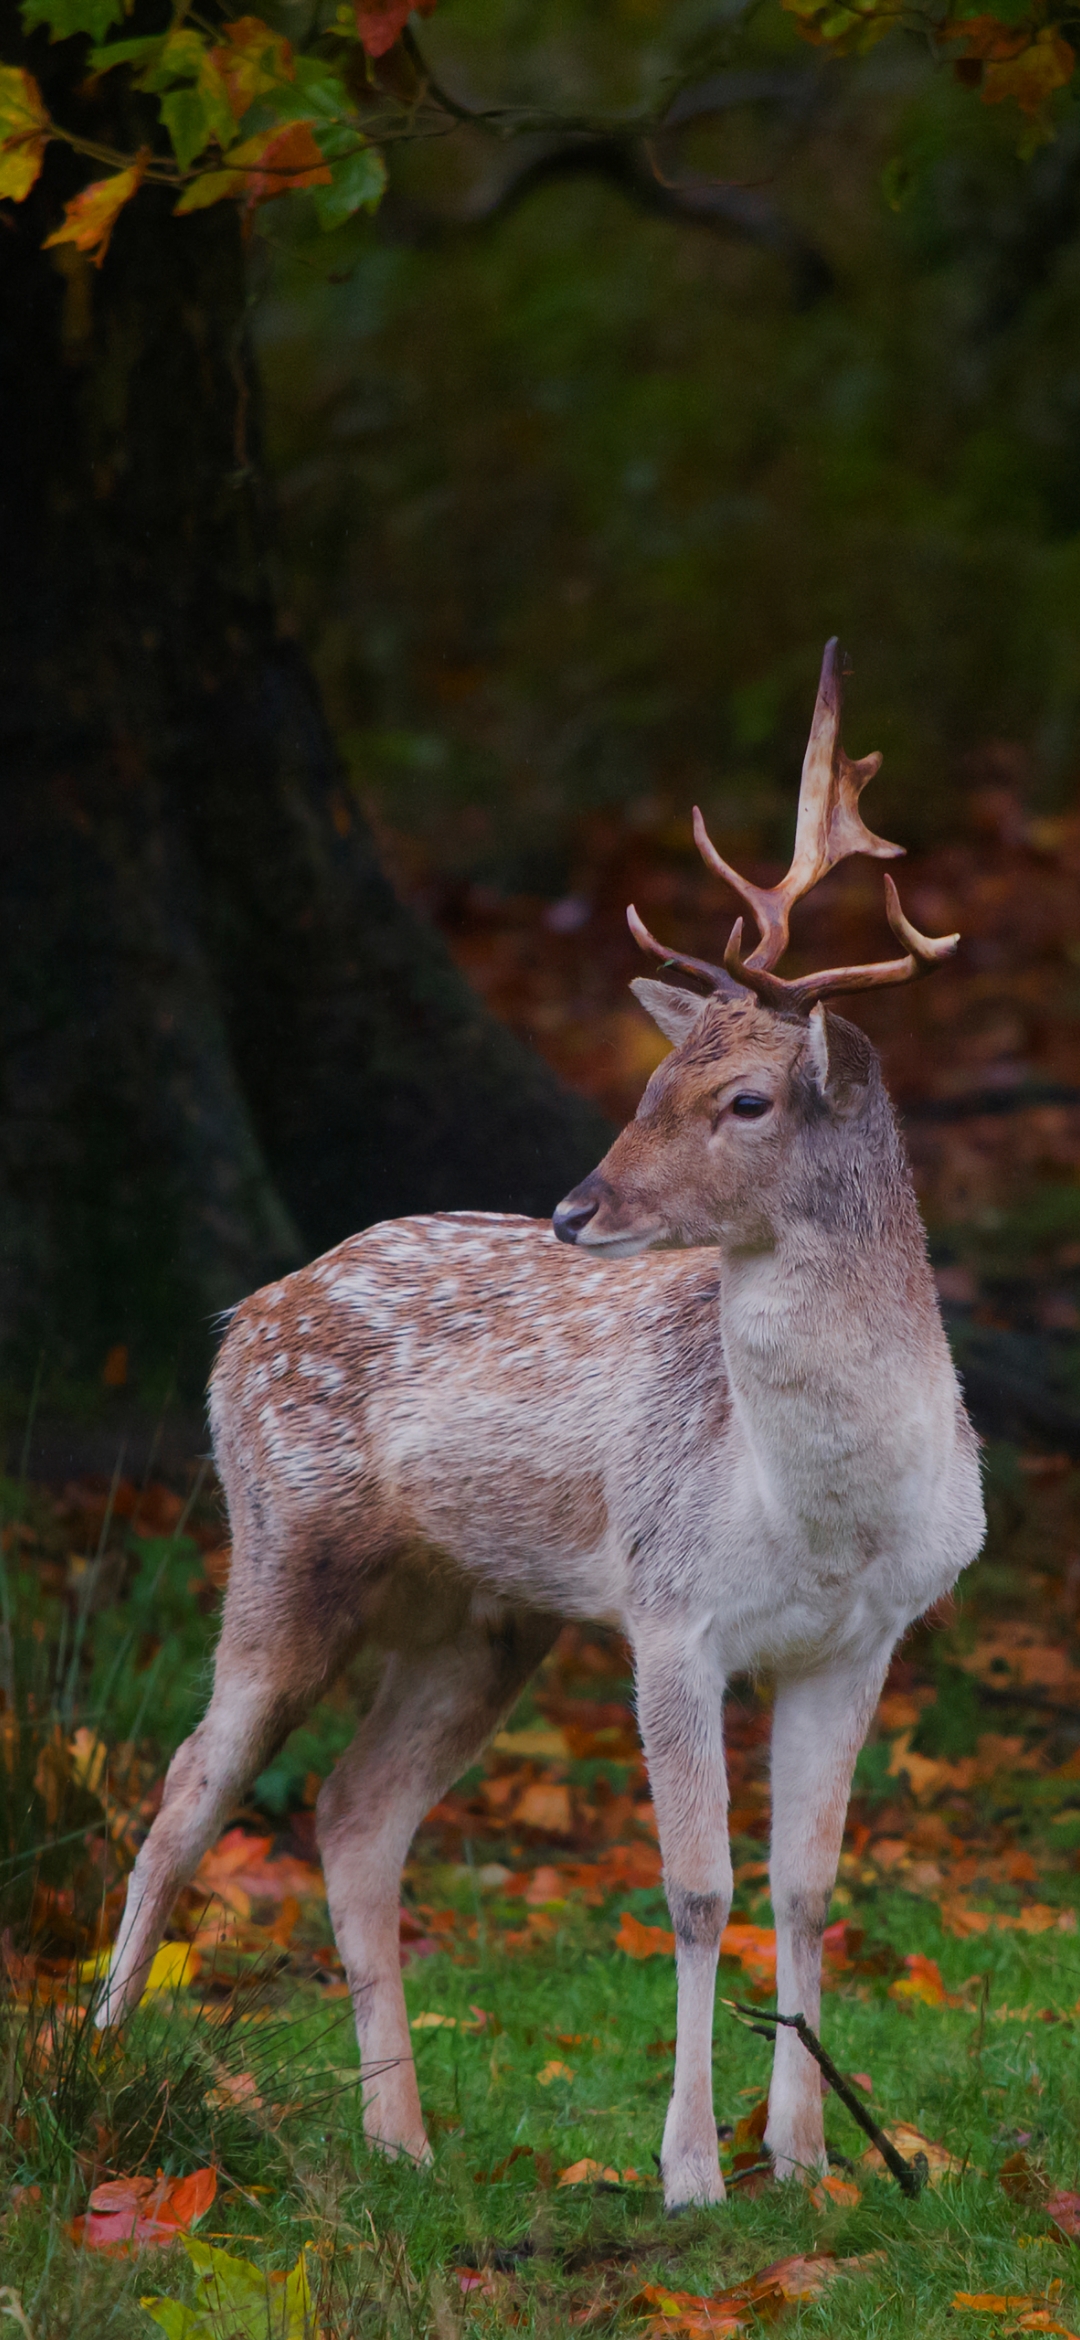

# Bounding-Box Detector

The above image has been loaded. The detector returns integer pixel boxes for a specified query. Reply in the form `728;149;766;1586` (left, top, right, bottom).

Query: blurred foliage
251;3;1080;896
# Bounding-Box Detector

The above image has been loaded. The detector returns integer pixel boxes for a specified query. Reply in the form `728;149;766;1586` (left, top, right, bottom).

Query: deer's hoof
662;2157;727;2214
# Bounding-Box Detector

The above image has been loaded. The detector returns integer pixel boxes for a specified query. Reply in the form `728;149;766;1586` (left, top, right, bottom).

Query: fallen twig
719;1999;929;2197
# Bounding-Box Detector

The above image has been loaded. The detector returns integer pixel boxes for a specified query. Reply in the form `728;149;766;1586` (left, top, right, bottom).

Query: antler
626;638;959;1014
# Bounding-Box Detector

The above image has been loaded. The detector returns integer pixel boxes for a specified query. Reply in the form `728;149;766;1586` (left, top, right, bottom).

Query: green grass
5;1455;1080;2336
4;1875;1080;2335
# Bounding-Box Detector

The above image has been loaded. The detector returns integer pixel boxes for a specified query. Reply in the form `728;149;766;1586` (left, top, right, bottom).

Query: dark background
3;0;1080;1463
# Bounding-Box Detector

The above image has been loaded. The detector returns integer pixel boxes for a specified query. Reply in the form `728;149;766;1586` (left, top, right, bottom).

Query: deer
98;640;985;2211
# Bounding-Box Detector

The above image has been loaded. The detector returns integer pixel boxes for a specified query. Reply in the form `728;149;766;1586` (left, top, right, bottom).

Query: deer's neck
717;1173;952;1538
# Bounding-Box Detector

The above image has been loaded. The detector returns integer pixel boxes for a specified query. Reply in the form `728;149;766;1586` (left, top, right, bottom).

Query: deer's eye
729;1093;772;1119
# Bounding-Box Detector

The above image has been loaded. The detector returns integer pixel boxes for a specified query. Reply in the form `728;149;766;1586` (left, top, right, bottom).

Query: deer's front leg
635;1621;729;2213
767;1653;890;2181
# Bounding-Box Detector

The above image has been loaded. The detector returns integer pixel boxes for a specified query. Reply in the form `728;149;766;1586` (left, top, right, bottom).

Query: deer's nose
552;1191;600;1245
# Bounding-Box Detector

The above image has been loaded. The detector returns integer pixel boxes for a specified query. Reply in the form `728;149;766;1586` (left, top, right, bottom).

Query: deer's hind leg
99;1564;358;2026
316;1601;558;2164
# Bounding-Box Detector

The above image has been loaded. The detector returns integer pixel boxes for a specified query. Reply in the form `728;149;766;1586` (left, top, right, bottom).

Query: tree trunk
0;33;610;1416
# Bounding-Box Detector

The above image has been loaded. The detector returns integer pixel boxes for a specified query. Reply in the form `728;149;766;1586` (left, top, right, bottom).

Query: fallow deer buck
100;640;985;2210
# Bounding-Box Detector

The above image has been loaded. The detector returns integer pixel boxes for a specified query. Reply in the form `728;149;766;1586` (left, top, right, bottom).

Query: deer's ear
806;1003;873;1115
630;977;709;1046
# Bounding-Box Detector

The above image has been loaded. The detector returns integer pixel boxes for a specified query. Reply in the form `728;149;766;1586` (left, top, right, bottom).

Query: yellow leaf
174;167;244;214
44;154;148;266
68;1727;107;1799
410;2011;456;2029
78;1940;200;1997
491;1726;570;1757
0;66;49;202
537;2059;574;2084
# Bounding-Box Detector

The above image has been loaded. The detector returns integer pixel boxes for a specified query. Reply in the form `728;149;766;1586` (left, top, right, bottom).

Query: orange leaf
44;153;148;267
211;15;294;117
810;2171;862;2209
558;2158;620;2186
720;1920;777;1985
952;2296;1036;2313
889;1952;963;2007
983;25;1075;110
616;1910;674;1958
70;2165;216;2254
939;14;1028;59
354;0;437;59
513;1781;573;1834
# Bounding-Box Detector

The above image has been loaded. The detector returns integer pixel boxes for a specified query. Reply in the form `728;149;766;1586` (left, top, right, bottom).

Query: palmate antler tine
722;876;959;1014
694;639;904;974
626;904;745;998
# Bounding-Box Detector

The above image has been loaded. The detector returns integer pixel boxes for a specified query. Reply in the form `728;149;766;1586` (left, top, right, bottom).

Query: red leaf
354;0;437;60
1048;2191;1080;2239
70;2165;216;2255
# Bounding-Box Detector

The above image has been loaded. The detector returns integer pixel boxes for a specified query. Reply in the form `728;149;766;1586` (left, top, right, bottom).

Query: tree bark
0;29;609;1410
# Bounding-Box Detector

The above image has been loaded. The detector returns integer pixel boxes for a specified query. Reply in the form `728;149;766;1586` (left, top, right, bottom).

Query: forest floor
4;1445;1080;2338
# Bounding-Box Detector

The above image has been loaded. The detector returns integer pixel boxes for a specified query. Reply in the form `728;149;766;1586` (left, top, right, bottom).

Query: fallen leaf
1047;2191;1080;2239
143;2236;314;2339
410;2011;456;2029
513;1781;574;1834
889;1952;963;2008
71;2166;215;2254
68;1727;108;1798
810;2171;862;2209
616;1910;674;1958
80;1941;202;2000
952;2294;1037;2313
492;1726;570;1757
205;2069;262;2111
537;2058;575;2084
524;1864;567;1906
862;2123;964;2183
559;2159;621;2185
630;2282;750;2335
720;1920;777;1987
999;2150;1048;2205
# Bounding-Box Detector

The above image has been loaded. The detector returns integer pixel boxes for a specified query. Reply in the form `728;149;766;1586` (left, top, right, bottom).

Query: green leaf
160;85;224;173
311;139;386;226
139;2300;203;2340
290;55;352;117
21;0;124;40
87;33;164;71
138;26;208;92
